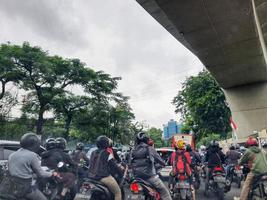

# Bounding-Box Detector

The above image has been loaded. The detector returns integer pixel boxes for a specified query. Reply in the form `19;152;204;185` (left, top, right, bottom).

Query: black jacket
41;148;77;171
131;142;165;179
205;147;225;168
71;150;90;166
88;148;122;180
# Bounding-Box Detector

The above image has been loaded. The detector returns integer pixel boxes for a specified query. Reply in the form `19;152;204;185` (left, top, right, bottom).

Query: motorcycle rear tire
217;188;224;200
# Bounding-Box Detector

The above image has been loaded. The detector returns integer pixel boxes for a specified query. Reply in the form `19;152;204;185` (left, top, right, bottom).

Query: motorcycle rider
71;142;90;165
0;133;58;200
71;142;90;186
186;144;201;167
205;141;225;190
131;132;172;200
238;137;267;200
88;135;124;200
225;144;241;180
169;140;195;200
41;137;77;200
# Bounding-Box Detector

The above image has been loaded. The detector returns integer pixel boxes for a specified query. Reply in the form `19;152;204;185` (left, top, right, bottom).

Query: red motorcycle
204;166;226;200
172;173;193;200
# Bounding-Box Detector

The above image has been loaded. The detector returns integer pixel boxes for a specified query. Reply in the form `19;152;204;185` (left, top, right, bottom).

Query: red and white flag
230;117;238;130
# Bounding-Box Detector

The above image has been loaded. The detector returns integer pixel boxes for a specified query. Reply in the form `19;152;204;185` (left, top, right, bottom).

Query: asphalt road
195;178;241;200
160;166;241;200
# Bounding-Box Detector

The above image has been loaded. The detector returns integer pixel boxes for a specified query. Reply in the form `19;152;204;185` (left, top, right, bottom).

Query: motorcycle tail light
235;165;241;170
214;166;223;171
179;175;186;181
130;182;142;193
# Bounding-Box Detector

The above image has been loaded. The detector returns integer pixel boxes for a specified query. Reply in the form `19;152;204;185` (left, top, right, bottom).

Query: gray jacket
8;148;52;179
131;143;165;179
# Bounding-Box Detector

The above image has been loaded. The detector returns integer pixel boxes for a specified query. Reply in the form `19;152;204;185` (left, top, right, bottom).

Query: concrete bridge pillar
224;0;267;140
224;82;267;139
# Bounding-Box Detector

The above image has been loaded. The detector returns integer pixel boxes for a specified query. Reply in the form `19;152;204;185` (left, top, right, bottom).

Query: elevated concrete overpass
137;0;267;139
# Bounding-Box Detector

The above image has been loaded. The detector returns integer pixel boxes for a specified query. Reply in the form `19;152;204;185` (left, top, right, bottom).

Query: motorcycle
191;165;201;190
172;173;193;200
225;164;243;189
204;166;226;200
38;161;76;200
0;165;58;200
74;166;128;200
128;177;160;200
233;165;243;188
248;172;267;200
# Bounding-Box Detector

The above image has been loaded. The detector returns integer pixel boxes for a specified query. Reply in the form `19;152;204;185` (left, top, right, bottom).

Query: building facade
163;119;182;140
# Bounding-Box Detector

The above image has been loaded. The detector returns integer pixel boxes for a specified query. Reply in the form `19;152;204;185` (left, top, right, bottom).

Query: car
0;140;46;181
156;147;174;180
0;140;21;181
156;147;174;164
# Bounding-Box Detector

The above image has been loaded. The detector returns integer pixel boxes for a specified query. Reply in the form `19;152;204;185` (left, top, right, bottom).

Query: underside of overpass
137;0;267;139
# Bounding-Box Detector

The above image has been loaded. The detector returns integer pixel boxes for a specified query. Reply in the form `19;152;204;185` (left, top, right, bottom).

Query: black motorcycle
75;166;128;200
204;166;226;200
227;164;243;188
38;161;76;200
248;172;267;200
191;165;201;190
128;178;160;200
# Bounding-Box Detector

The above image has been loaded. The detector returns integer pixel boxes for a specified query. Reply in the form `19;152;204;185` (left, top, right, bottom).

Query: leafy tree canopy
147;127;163;148
172;70;231;140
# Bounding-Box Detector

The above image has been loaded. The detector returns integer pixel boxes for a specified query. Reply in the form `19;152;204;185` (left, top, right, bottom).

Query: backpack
173;151;189;175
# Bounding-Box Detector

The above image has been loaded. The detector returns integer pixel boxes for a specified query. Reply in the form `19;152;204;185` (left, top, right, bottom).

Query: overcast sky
0;0;204;129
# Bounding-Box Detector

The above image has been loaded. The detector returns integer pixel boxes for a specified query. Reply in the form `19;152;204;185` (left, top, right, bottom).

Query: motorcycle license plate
128;194;145;200
177;181;190;189
214;176;225;183
235;170;242;174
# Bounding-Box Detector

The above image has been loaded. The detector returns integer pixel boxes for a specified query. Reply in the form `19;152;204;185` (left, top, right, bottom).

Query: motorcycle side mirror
57;162;64;168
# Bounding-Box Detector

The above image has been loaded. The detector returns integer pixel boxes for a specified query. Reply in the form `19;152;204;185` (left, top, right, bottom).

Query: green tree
52;93;92;139
0;43;22;100
172;70;231;140
147;127;163;148
2;42;119;136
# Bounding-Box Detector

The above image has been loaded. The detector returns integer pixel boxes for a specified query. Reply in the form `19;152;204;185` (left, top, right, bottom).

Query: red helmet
246;137;258;147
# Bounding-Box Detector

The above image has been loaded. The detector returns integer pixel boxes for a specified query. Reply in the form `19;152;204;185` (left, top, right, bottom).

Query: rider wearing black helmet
0;133;58;200
70;142;90;182
71;142;89;164
186;144;201;167
205;141;225;168
88;135;124;200
131;132;172;200
205;140;225;190
225;144;241;179
45;138;57;151
55;137;67;150
41;137;77;200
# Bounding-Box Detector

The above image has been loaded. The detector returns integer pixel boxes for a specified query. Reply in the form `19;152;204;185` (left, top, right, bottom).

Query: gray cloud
0;0;88;48
0;0;204;128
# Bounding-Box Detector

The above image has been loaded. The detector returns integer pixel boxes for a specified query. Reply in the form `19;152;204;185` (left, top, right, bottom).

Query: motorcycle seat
252;172;267;186
83;178;105;186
